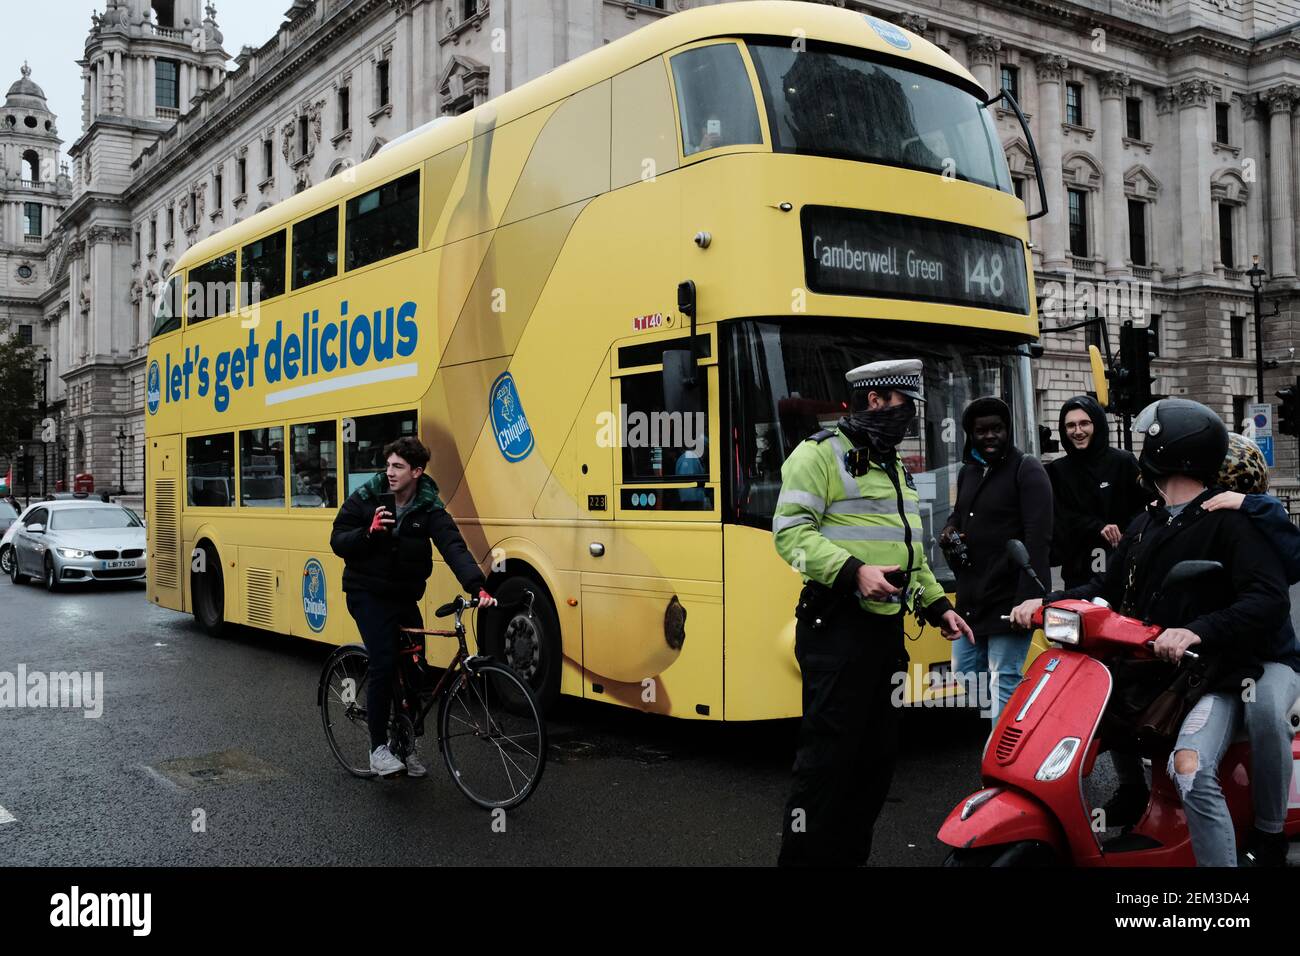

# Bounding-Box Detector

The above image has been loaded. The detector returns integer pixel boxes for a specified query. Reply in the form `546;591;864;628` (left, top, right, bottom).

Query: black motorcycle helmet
1133;399;1229;485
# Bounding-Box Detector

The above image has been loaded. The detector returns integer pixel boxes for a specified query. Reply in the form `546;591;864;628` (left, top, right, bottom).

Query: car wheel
44;556;61;593
0;546;12;577
10;548;28;585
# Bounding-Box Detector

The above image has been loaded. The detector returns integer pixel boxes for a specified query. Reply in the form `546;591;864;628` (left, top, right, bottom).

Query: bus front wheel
478;575;561;714
192;543;227;637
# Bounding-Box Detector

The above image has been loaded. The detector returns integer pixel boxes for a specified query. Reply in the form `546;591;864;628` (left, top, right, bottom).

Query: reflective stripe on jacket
772;428;945;615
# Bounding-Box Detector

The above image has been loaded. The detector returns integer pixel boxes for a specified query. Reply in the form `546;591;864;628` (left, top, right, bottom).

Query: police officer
774;359;974;867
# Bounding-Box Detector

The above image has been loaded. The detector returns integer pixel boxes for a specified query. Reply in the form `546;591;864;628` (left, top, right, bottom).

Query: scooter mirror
1160;560;1223;594
1006;539;1031;571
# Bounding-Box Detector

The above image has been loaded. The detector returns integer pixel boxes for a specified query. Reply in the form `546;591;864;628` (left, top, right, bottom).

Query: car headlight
1035;737;1082;781
56;547;91;559
1042;607;1081;645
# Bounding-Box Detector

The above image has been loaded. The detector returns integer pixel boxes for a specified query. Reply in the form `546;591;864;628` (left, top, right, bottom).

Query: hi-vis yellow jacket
773;426;949;618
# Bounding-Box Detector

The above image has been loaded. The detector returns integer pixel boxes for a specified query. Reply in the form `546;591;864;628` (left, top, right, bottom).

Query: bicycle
318;592;547;810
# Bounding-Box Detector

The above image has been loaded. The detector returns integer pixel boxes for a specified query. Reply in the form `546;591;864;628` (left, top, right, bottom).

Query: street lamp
38;352;51;497
114;426;128;496
1247;254;1267;403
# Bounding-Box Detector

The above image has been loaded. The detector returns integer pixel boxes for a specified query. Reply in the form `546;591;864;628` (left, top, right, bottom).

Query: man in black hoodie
1047;396;1146;588
330;436;494;778
939;397;1053;720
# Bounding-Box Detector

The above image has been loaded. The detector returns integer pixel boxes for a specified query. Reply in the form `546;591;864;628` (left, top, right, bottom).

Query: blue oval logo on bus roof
865;15;912;50
490;371;534;462
146;360;161;416
303;557;327;633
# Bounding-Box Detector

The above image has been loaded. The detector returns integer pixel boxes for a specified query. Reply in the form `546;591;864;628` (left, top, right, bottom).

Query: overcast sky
0;1;289;148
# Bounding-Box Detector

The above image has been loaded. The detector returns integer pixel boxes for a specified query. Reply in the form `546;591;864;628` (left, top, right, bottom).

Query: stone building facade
10;0;1300;493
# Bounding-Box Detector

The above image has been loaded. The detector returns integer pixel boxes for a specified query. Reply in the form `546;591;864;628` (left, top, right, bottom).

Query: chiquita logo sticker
490;371;534;462
146;361;161;415
303;557;328;633
865;15;911;50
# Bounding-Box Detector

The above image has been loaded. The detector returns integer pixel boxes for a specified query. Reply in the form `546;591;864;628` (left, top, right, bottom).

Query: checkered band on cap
851;373;921;391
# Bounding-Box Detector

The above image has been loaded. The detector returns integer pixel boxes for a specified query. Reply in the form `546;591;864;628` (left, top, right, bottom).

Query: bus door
577;330;724;719
147;435;183;610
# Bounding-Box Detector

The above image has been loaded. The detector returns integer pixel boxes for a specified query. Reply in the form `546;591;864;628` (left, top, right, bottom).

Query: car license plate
101;559;138;570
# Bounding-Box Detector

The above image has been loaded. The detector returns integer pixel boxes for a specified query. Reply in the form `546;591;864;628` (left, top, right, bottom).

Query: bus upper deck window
151;273;183;338
242;229;287;306
292;206;340;291
670;43;762;156
188;251;237;325
346;170;420;271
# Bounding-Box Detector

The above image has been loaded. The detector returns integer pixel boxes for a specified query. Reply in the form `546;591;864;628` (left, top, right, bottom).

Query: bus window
290;421;338;509
187;251;237;324
240;426;285;508
151;273;183;338
186;433;235;507
292;206;340;290
343;410;417;496
669;43;762;156
345;170;420;271
619;369;710;486
241;229;287;307
747;40;1013;192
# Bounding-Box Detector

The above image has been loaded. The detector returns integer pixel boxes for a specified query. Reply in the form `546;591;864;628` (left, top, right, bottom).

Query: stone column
1267;85;1297;279
1243;96;1266;270
1100;72;1131;276
112;50;123;113
1035;53;1069;270
146;56;156;118
82;68;91;128
966;34;1002;99
1176;79;1215;279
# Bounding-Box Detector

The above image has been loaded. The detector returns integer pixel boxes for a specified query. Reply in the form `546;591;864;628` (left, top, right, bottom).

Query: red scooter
939;541;1300;866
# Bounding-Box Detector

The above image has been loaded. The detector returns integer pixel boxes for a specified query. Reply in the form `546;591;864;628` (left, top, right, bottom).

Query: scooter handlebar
1145;639;1199;662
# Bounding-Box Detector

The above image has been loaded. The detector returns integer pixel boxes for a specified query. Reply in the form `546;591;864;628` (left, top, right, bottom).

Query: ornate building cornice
1034;53;1069;83
1098;70;1131;99
966;33;1002;66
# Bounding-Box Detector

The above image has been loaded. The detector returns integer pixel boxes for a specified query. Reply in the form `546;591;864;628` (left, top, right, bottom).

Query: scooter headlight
1035;737;1082;781
1043;607;1081;645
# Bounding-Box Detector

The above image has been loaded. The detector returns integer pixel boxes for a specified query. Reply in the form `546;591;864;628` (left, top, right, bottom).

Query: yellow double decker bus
145;1;1044;719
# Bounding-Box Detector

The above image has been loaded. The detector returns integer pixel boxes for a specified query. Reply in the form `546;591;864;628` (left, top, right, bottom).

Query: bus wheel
479;576;561;714
192;543;227;637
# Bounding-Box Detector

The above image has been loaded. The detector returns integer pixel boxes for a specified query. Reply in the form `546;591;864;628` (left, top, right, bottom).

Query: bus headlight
1035;737;1081;781
1043;607;1081;645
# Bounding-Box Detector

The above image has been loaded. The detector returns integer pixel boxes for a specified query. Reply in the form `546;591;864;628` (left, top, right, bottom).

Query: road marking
0;805;15;825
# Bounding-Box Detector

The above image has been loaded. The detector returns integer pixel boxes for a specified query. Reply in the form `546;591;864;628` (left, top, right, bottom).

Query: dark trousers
345;591;424;750
778;606;906;867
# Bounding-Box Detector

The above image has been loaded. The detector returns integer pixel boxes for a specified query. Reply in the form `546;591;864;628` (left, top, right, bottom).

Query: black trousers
345;591;424;750
778;606;906;867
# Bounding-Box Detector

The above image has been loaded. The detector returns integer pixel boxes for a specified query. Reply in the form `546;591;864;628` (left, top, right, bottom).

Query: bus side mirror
663;349;703;416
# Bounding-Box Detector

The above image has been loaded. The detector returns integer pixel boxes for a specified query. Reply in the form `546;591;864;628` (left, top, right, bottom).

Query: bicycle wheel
439;660;547;810
320;645;376;778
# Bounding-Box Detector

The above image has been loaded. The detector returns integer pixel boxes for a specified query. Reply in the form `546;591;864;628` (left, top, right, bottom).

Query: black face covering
841;399;916;453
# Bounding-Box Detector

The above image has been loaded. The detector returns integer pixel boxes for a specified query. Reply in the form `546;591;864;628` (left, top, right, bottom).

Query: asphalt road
0;578;1016;866
9;577;1298;866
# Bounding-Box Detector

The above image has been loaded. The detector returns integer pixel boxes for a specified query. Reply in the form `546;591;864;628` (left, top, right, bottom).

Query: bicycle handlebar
434;589;535;619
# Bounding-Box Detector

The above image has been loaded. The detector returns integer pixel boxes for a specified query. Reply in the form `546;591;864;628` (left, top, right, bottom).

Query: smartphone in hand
377;492;396;518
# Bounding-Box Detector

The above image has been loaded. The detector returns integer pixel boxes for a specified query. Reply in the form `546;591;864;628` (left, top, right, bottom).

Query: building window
377;60;390;108
1232;395;1249;432
263;139;273;178
1068;188;1089;257
149;216;157;249
1085;318;1103;353
1149;314;1162;358
134;228;141;260
1127;199;1148;267
1215;102;1230;144
1000;64;1019;101
1230;315;1246;359
1126;97;1142;139
214;170;223;209
236;157;246;195
463;0;477;20
189;191;198;227
153;0;175;28
18;325;33;346
1219;203;1235;268
167;206;174;241
338;86;350;131
156;59;179;110
1065;82;1083;126
298;115;310;157
1013;177;1025;202
23;202;41;237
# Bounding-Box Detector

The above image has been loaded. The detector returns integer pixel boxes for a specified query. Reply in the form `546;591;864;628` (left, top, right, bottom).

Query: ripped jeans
1169;692;1241;867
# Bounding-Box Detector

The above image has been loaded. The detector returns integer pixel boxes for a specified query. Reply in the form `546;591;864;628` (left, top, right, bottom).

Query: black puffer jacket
1046;396;1146;588
330;473;486;602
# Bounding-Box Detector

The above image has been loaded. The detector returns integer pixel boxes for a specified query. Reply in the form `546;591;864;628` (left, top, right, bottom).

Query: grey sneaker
370;744;404;776
404;747;427;778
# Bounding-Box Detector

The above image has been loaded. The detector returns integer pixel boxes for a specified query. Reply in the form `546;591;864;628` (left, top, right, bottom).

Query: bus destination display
802;206;1029;314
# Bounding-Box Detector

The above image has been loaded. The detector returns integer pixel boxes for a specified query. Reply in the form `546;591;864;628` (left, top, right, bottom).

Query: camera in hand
941;532;972;571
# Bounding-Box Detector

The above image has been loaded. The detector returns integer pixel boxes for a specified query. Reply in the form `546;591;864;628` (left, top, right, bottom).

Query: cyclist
330;436;496;778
